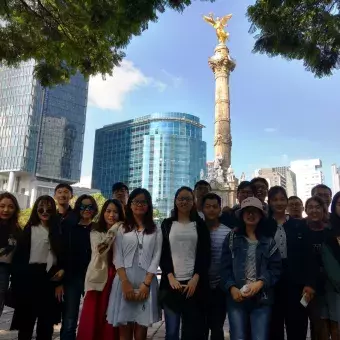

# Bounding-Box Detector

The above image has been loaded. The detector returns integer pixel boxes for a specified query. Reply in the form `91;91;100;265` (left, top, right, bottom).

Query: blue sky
81;0;340;187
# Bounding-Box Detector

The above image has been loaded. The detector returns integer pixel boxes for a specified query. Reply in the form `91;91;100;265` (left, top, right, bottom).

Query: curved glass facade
92;112;206;216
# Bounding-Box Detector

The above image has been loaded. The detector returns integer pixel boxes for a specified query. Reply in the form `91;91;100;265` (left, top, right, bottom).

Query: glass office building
0;61;88;207
92;112;206;216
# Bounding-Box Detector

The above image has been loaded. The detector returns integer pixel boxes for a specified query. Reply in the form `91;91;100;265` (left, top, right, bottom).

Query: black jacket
58;212;92;283
267;217;316;289
159;217;211;292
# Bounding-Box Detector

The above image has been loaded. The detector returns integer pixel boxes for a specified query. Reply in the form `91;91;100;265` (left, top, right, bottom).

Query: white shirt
29;225;55;271
169;221;197;281
114;226;162;274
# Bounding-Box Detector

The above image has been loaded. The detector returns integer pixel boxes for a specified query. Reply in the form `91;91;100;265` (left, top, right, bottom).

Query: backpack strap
269;239;278;257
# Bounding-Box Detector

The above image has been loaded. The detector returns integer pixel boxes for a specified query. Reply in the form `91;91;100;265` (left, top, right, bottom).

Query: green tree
247;0;340;77
1;0;214;87
19;208;32;228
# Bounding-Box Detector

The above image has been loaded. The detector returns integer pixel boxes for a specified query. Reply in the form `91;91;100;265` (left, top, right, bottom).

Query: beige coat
84;222;122;292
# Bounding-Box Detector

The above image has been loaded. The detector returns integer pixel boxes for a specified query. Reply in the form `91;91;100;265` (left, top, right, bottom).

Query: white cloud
73;175;92;188
161;69;183;88
264;127;277;133
88;60;166;111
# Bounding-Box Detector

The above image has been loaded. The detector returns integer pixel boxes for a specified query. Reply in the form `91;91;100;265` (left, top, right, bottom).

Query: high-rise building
0;61;88;207
272;166;297;197
290;159;324;204
92;112;206;216
331;164;340;194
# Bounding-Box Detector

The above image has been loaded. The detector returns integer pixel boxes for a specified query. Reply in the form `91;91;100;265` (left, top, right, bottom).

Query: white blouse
29;225;55;271
114;225;162;274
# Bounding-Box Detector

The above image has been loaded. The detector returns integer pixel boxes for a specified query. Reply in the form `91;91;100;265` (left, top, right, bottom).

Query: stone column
7;171;16;192
209;44;236;174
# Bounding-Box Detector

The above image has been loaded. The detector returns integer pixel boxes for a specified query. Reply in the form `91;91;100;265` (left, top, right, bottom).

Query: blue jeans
60;277;84;340
0;264;10;317
228;301;271;340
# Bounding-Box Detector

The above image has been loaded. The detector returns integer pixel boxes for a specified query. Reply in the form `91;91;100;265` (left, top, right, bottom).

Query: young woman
106;188;162;340
159;186;211;340
0;192;21;316
10;195;62;340
77;199;124;340
57;194;98;340
220;197;281;340
305;195;332;339
321;191;340;339
267;186;315;340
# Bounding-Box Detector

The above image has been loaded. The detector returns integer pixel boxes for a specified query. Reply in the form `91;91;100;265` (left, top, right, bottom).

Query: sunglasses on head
80;204;95;211
37;208;53;214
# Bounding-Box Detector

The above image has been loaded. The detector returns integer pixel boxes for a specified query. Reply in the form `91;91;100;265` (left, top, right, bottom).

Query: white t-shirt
29;225;49;264
169;221;197;281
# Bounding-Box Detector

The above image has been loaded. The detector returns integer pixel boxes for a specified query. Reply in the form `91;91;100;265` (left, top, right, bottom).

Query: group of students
0;178;340;340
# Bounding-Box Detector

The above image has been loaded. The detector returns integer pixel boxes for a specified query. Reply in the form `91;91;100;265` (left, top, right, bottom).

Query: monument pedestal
209;178;238;208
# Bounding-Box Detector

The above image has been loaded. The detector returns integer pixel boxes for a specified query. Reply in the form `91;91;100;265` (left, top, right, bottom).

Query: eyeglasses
37;208;53;214
132;200;148;207
288;203;302;208
80;204;95;211
239;190;254;196
176;197;194;202
306;205;322;212
115;188;128;194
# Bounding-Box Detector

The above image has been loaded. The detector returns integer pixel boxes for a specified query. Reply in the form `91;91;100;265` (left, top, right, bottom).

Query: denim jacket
220;231;282;305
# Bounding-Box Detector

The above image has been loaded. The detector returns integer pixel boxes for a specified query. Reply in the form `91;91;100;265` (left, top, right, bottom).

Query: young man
112;182;129;208
54;184;91;340
250;177;269;212
220;181;255;227
203;193;231;340
194;180;212;219
311;184;332;209
54;183;73;218
287;196;304;219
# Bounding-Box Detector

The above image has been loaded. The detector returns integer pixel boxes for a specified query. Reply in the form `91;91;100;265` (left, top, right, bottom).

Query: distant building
92;112;206;216
206;161;214;180
290;159;324;204
0;61;88;208
331;164;340;194
272;166;297;197
258;168;287;189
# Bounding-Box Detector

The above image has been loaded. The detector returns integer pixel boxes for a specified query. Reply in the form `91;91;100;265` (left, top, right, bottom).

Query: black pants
16;265;56;340
269;282;308;340
205;287;227;340
163;284;206;340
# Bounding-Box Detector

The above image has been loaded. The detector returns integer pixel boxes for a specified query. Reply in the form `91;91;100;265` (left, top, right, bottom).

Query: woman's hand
97;242;108;254
303;286;315;303
121;280;135;301
230;286;243;303
168;274;182;290
183;275;199;298
51;269;65;282
242;281;264;298
137;282;150;301
55;285;64;302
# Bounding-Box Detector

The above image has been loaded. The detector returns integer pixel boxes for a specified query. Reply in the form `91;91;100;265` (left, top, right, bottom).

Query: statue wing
203;15;215;26
221;14;232;26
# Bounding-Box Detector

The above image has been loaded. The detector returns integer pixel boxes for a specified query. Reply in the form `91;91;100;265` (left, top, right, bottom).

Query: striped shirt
209;224;231;288
245;238;258;283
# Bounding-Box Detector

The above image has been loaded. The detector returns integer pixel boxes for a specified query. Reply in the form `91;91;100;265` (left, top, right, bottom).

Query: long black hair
267;186;288;218
172;186;197;222
26;195;57;229
124;188;156;235
94;199;125;233
74;194;98;222
25;195;60;255
0;192;21;234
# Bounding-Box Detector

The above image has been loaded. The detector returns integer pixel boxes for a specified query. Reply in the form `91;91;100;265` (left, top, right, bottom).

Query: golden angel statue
203;13;232;44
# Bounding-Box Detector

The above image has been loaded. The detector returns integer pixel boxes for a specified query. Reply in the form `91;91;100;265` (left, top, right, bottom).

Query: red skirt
77;266;119;340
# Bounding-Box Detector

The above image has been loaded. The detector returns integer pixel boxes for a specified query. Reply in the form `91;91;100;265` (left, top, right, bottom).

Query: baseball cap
236;197;266;217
